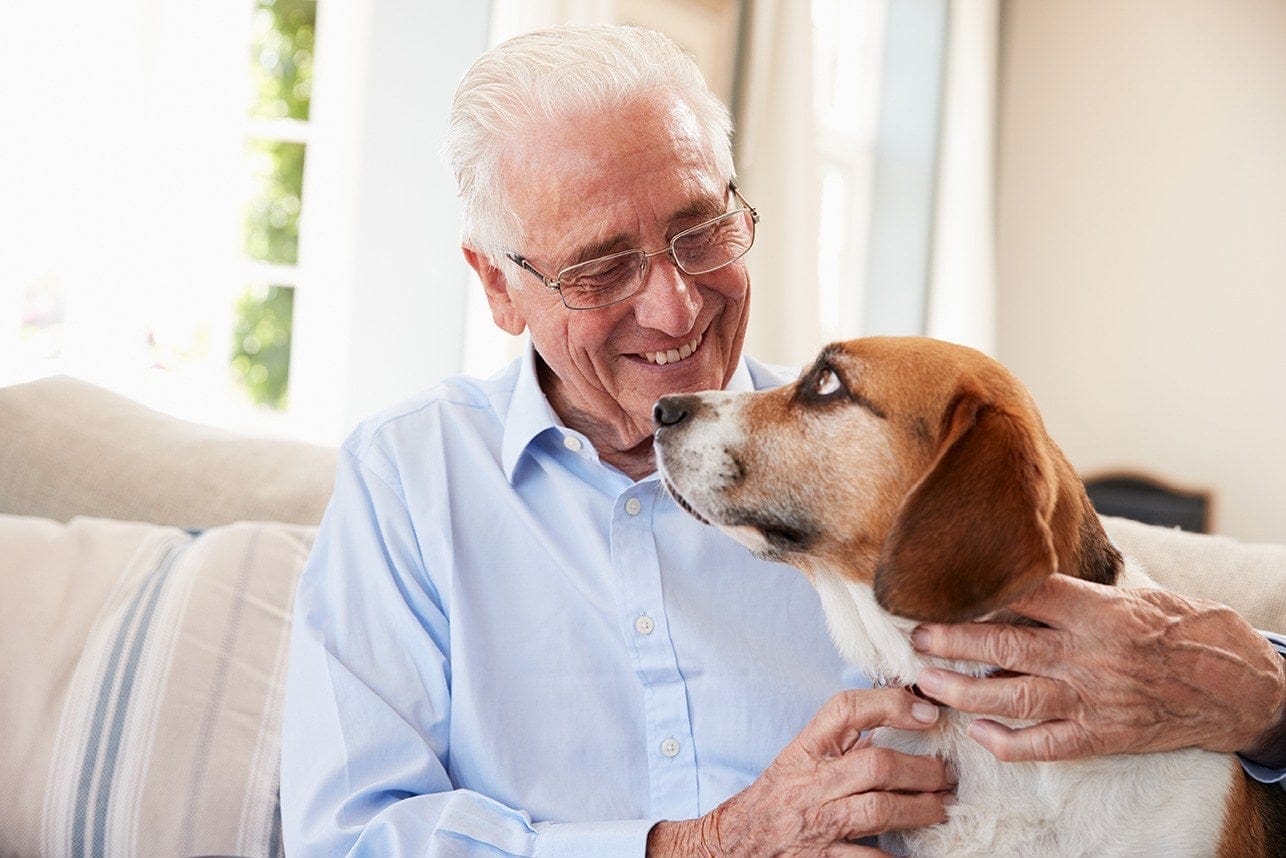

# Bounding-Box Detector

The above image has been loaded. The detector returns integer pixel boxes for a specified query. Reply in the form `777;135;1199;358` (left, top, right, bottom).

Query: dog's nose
653;394;694;428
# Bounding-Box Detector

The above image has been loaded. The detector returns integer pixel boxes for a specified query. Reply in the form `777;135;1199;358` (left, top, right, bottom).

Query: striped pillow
0;515;314;858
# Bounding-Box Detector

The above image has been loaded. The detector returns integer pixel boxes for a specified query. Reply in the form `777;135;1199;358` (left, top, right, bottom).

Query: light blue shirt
281;347;863;856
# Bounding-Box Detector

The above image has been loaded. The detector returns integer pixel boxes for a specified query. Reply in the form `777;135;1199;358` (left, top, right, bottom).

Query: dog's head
654;336;1120;623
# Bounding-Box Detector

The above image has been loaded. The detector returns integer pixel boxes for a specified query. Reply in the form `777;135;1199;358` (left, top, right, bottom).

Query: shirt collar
500;339;756;484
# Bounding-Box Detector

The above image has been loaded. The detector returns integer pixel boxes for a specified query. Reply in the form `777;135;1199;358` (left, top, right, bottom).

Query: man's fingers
966;717;1096;762
912;621;1063;675
824;745;956;797
828;790;950;841
1004;573;1109;625
916;670;1078;721
802;688;944;757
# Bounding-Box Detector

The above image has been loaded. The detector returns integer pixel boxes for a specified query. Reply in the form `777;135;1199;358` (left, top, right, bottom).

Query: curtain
861;0;998;354
737;0;998;369
736;1;822;369
926;0;998;354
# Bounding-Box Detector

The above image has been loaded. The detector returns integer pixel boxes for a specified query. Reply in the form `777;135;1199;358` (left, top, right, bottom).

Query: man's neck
537;358;657;481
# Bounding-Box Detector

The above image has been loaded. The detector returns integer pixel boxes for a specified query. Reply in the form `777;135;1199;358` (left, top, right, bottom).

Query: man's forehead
501;96;725;246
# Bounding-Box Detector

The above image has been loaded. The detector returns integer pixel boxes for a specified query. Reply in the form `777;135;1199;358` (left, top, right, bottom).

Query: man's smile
641;332;703;366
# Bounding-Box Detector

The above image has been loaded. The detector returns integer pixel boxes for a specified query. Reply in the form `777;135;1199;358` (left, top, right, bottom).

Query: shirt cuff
1238;631;1286;785
534;818;657;858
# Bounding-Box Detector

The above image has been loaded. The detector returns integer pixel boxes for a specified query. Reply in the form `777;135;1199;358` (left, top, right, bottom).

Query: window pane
232;283;294;409
249;0;316;121
244;138;306;265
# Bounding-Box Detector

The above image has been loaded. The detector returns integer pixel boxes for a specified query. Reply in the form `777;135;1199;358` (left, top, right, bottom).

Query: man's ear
463;246;527;336
872;392;1059;623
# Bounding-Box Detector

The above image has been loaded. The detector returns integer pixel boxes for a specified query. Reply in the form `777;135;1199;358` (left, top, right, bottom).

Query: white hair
445;24;736;270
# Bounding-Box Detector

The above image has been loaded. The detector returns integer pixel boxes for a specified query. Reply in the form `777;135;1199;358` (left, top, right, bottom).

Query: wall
996;0;1286;542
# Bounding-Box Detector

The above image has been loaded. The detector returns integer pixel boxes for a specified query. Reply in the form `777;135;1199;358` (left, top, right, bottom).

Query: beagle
653;337;1281;857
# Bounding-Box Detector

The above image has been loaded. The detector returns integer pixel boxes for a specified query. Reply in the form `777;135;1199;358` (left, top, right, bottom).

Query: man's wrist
646;819;707;857
1238;649;1286;769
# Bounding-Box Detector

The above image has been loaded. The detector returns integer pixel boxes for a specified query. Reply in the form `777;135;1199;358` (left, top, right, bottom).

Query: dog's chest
809;571;1236;856
873;712;1235;857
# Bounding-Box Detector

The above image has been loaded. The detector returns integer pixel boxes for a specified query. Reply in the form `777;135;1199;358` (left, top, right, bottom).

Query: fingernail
917;669;944;694
911;626;931;652
967;720;994;744
911;700;940;723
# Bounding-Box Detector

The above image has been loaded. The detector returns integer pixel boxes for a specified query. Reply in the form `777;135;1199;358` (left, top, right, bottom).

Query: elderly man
281;24;1284;856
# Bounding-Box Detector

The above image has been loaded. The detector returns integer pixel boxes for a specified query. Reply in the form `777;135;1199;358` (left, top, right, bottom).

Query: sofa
2;375;1283;857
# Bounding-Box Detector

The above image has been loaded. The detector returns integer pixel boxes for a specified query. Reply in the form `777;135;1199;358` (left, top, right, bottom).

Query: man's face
481;94;751;460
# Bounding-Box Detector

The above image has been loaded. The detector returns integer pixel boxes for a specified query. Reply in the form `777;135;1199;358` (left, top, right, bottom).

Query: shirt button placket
610;485;700;818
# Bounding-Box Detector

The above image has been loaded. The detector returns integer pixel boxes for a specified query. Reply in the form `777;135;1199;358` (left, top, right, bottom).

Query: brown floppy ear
873;392;1058;622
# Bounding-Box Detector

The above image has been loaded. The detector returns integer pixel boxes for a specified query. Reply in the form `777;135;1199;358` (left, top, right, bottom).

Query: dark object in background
1084;473;1210;534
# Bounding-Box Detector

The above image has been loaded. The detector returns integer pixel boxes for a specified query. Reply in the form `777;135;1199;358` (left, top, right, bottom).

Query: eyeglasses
505;183;759;311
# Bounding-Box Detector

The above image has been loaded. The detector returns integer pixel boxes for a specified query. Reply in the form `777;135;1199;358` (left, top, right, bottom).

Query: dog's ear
873;391;1058;622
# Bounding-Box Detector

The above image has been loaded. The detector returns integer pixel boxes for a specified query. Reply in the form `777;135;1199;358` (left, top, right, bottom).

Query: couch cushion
0;514;312;858
1103;515;1286;633
0;375;337;528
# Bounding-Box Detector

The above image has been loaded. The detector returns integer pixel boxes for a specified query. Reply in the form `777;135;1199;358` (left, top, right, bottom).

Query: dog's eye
814;367;843;397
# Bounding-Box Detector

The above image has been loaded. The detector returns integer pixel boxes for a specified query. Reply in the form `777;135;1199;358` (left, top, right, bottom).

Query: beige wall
996;0;1286;542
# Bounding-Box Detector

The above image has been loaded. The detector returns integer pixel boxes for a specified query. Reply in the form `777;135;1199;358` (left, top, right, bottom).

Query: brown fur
1219;760;1285;857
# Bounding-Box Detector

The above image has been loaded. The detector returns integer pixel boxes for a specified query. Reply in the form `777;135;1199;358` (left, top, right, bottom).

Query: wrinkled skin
912;574;1286;766
647;689;956;857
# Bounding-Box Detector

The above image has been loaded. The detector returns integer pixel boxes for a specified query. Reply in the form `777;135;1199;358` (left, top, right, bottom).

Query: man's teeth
646;334;702;366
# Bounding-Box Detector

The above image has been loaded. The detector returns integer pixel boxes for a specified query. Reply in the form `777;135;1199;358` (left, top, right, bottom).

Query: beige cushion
0;514;312;857
0;375;337;528
1103;515;1286;633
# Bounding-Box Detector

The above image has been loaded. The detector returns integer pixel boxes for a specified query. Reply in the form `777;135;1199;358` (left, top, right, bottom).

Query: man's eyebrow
561;234;633;268
670;195;725;222
556;192;727;268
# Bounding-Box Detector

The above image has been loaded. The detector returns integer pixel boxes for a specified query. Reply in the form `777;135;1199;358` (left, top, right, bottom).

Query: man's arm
280;445;657;855
907;574;1286;775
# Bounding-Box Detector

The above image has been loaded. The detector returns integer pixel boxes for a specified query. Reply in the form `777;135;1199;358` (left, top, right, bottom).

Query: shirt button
634;615;655;635
563;436;583;452
660;738;681;758
624;497;642;516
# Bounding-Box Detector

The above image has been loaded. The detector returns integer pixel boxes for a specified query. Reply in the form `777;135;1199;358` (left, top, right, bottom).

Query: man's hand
647;689;954;856
910;573;1286;763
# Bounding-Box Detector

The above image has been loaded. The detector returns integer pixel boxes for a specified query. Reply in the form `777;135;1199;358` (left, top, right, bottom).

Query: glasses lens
558;250;645;309
673;209;755;275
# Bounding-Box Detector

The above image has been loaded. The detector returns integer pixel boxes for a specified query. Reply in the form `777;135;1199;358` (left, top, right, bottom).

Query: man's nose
633;255;700;336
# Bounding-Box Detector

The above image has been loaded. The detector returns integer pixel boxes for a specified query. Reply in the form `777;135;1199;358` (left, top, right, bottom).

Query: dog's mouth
663;480;817;555
737;517;816;553
662;479;712;526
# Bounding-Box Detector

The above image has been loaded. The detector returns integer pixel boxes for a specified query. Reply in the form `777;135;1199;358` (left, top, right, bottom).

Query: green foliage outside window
250;0;315;121
244;138;306;266
232;285;294;409
235;0;316;409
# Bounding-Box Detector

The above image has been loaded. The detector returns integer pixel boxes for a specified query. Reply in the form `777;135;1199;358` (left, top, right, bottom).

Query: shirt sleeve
279;442;657;856
1238;631;1285;787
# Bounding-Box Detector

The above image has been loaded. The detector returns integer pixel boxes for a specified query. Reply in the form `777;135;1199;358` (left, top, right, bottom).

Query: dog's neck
810;571;991;687
811;507;1125;687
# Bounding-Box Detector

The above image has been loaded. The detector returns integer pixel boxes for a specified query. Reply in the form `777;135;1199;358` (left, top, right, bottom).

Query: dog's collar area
872;675;947;707
873;666;1021;706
